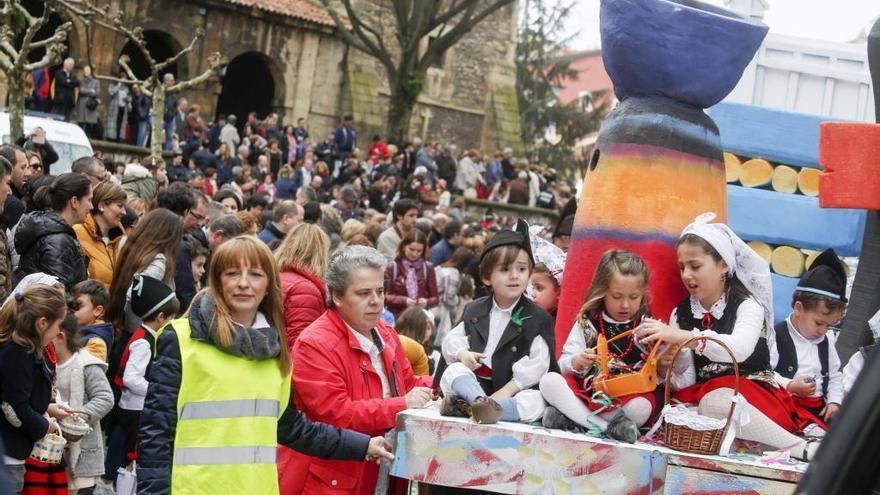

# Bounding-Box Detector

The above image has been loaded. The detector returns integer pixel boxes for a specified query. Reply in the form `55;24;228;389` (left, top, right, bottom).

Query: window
427;37;446;69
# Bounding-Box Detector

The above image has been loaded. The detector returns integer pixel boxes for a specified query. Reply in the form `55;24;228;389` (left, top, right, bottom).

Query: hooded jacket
74;213;125;287
121;164;160;204
13;210;89;290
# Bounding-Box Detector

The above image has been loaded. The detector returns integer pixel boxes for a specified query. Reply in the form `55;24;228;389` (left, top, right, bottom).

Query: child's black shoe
604;411;639;443
541;406;584;433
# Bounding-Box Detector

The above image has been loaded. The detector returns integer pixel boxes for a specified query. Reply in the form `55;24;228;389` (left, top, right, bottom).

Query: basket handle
662;336;741;428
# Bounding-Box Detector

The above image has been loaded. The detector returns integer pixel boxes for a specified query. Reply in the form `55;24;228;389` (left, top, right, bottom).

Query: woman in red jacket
384;229;439;317
279;245;435;495
275;223;331;347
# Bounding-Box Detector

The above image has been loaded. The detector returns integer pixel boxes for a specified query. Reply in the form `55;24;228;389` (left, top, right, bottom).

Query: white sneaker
93;482;116;495
803;423;827;439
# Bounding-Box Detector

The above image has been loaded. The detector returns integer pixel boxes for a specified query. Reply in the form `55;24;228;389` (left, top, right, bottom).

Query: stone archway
214;51;276;121
118;30;185;80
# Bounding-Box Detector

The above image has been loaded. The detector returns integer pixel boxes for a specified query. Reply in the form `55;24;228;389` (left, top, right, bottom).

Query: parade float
377;0;880;494
384;1;877;493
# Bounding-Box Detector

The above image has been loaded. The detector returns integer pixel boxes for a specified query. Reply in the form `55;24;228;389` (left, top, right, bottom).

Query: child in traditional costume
637;213;819;461
436;220;558;424
539;249;654;442
770;248;846;435
526;225;565;322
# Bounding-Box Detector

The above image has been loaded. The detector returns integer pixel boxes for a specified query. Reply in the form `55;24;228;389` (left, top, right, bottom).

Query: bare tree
320;0;515;142
0;0;72;142
60;1;224;159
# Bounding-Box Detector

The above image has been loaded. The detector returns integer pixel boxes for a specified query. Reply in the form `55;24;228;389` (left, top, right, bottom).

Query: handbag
116;462;137;495
29;432;66;464
86;94;99;111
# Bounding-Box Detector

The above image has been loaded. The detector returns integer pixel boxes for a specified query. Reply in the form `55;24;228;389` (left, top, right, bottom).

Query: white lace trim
689;293;727;321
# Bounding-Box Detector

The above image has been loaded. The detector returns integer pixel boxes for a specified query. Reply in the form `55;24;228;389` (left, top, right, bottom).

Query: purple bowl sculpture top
600;0;769;108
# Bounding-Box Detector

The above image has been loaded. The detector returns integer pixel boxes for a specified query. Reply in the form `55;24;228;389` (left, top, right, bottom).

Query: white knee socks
699;387;816;459
539;373;609;429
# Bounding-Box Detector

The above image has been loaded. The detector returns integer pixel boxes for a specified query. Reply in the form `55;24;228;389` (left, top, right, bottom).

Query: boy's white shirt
119;324;158;411
768;315;844;405
441;296;550;390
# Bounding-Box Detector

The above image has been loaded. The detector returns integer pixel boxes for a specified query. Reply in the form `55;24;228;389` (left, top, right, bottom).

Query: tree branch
166;53;224;94
155;27;204;72
319;0;396;73
419;0;513;72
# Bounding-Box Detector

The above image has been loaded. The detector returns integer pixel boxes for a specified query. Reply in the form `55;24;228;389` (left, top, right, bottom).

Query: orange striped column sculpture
555;0;768;353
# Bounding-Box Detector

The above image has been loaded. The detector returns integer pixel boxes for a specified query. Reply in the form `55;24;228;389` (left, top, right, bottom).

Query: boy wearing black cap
435;219;558;424
113;274;180;464
771;248;847;432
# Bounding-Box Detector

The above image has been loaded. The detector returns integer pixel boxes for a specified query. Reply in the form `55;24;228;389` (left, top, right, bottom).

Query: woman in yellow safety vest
137;236;392;495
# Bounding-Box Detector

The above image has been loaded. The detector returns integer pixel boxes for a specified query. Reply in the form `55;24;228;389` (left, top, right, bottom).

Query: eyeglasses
87;172;108;182
187;209;206;222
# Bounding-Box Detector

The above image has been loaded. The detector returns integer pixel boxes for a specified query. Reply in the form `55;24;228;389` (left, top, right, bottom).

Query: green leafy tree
516;0;606;177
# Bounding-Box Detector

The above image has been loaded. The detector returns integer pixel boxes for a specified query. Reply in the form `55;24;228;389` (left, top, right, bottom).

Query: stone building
12;0;522;151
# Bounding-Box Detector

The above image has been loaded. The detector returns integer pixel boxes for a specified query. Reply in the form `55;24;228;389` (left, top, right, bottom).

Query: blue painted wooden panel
708;102;837;169
727;186;865;256
772;273;799;323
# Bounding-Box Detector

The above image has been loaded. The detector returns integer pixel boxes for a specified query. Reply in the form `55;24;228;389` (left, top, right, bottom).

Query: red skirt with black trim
22;458;67;495
563;373;661;418
674;375;815;435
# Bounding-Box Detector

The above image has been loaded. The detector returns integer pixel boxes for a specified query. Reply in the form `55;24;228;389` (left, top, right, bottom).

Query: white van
0;111;94;174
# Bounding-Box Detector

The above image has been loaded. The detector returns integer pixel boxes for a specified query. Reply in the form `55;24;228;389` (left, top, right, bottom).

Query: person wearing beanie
770;248;848;434
435;219;559;425
112;274;180;467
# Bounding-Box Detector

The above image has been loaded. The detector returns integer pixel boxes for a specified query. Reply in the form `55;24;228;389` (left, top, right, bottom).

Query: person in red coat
384;229;439;317
276;223;331;346
279;245;434;495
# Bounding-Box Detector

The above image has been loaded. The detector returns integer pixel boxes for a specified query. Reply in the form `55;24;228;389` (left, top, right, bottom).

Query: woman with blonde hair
339;218;366;247
276;223;331;345
137;236;392;494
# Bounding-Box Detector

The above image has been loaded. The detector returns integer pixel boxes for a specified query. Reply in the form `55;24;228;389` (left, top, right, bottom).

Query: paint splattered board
389;407;804;494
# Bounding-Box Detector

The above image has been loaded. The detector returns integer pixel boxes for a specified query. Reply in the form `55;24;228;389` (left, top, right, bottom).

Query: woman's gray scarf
188;292;281;360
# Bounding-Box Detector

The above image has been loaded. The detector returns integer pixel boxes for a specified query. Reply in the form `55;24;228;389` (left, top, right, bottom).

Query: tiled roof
225;0;337;27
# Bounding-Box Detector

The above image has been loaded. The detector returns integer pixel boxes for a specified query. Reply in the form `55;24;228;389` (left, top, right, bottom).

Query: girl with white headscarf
638;213;819;461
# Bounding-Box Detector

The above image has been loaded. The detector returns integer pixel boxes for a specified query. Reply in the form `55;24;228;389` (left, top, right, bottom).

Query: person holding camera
16;128;58;176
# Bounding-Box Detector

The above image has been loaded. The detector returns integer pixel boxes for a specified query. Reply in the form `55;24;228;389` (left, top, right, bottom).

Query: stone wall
3;0;523;152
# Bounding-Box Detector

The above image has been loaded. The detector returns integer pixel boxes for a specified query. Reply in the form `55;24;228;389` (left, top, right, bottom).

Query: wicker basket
662;336;740;456
59;411;92;442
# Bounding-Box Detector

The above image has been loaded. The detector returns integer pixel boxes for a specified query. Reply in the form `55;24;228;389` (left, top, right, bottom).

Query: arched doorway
215;52;275;121
118;30;182;80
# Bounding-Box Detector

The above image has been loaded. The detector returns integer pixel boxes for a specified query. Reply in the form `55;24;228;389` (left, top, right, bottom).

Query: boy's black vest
433;296;559;395
774;320;829;398
675;293;771;381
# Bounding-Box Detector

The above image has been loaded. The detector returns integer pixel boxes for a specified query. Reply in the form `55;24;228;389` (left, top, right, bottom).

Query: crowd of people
0;94;874;495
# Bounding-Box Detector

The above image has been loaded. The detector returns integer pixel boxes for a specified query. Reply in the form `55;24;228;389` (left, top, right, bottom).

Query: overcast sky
567;0;880;50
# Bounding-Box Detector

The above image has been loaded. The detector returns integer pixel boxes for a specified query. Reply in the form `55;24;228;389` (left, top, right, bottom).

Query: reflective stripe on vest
174;445;277;466
179;399;280;421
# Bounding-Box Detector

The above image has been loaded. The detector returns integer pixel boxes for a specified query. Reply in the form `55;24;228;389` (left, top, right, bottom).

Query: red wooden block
819;122;880;210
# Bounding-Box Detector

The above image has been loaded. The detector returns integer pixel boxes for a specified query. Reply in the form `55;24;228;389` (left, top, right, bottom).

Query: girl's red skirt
673;375;822;434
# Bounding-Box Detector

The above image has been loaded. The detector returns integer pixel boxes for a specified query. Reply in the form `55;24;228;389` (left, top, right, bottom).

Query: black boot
604;411;640;444
541;406;585;433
